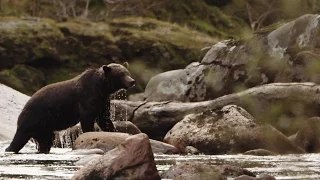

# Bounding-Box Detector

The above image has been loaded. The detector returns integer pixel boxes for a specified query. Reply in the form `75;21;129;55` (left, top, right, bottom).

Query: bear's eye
119;72;126;76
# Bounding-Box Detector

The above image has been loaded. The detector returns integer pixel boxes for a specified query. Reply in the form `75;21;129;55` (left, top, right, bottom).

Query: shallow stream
0;141;320;180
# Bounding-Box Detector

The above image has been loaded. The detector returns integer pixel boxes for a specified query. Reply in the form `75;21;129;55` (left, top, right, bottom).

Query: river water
0;141;320;180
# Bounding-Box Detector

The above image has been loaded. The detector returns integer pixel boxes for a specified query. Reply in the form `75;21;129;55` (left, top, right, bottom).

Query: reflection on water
0;141;320;179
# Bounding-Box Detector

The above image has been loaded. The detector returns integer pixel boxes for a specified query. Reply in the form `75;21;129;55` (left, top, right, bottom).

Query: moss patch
0;64;45;95
110;17;218;49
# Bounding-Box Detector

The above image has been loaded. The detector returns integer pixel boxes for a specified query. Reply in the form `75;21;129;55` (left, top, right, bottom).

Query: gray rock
201;14;320;99
243;149;276;156
164;105;305;154
267;14;320;59
150;139;179;154
114;121;142;135
185;146;200;155
144;62;207;102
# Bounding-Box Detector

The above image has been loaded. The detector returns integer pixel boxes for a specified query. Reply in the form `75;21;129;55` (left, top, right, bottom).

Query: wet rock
150;140;179;154
74;154;103;166
234;174;276;180
144;62;207;102
0;84;29;141
54;121;141;148
257;174;277;180
243;149;276;156
234;175;256;180
54;124;83;148
185;146;200;155
67;148;105;155
289;117;320;153
114;121;142;135
73;132;179;154
161;162;255;180
164;105;304;154
221;164;255;178
72;133;161;180
73;132;130;152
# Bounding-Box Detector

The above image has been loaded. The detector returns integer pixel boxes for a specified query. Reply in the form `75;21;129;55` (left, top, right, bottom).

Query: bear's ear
102;65;111;74
123;62;129;69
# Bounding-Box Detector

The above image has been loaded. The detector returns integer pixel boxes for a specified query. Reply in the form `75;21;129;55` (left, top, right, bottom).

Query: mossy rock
0;64;45;95
111;17;216;68
0;17;64;68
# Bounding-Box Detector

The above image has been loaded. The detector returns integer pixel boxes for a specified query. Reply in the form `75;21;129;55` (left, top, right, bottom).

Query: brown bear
5;62;135;153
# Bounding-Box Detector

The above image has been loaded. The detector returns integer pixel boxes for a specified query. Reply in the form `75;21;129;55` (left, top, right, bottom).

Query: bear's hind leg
5;130;31;153
33;132;54;154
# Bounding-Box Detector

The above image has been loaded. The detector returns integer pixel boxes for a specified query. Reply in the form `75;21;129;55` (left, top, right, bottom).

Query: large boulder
72;133;161;180
144;62;207;102
164;105;305;154
0;84;29;141
73;132;179;154
202;14;320;99
0;17;64;69
161;162;255;180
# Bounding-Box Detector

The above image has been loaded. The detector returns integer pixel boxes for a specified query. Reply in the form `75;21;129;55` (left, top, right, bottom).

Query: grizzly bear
5;62;135;153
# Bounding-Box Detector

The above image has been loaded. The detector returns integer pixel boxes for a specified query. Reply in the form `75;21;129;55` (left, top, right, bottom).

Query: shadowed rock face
164;105;305;155
288;117;320;153
72;133;161;180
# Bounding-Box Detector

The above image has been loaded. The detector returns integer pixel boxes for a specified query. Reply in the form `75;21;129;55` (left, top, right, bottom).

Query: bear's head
102;62;135;93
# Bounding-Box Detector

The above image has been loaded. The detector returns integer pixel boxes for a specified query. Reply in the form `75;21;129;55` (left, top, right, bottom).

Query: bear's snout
129;79;135;87
125;76;135;88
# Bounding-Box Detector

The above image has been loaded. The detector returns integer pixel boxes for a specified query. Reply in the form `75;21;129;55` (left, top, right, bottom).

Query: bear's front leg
96;99;115;132
79;102;98;133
